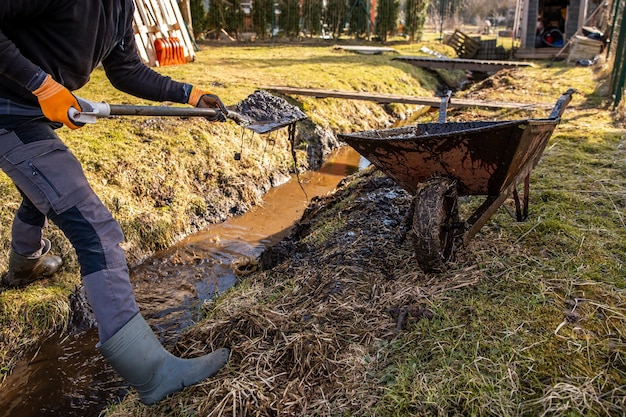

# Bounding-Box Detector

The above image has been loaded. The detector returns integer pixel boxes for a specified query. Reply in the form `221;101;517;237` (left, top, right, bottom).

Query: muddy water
132;145;366;341
0;145;366;417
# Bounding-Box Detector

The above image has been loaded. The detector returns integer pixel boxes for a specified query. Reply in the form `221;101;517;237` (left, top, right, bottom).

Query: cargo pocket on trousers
3;139;93;214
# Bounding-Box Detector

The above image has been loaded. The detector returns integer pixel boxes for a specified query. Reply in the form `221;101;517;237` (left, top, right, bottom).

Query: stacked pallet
567;35;604;63
443;30;481;59
132;0;196;67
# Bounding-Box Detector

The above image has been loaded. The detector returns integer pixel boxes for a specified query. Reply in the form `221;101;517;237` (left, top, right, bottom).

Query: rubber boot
97;313;230;405
1;238;63;288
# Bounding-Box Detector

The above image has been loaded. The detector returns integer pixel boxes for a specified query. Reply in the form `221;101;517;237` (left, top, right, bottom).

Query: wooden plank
566;35;603;63
334;45;399;54
146;0;168;36
259;86;546;110
151;0;194;62
132;22;151;65
513;48;566;60
158;0;182;36
132;0;195;66
444;30;481;58
142;0;171;65
394;56;533;72
133;1;159;65
143;0;160;29
162;0;195;60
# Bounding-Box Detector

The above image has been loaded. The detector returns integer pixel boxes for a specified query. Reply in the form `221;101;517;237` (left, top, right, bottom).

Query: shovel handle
108;104;223;118
69;97;234;124
108;105;249;126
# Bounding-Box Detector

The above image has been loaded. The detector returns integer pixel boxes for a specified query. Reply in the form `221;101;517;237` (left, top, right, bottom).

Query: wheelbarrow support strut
463;89;574;245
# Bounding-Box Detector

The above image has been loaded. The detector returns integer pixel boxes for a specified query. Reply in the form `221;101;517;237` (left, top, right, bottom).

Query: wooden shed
513;0;608;58
132;0;196;67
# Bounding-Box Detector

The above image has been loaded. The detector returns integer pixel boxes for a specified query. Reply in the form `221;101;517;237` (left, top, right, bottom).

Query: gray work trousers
0;122;139;342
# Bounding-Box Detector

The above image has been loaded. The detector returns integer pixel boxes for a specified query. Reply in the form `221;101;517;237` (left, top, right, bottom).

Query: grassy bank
2;40;625;416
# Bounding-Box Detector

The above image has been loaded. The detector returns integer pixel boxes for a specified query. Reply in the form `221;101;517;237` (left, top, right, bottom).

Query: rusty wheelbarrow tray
337;89;574;272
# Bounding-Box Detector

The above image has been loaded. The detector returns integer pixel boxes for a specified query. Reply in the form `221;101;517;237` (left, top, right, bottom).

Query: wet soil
234;90;308;134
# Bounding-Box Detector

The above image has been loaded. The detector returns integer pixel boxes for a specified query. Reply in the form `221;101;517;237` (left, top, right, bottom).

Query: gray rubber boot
1;238;62;288
97;313;230;405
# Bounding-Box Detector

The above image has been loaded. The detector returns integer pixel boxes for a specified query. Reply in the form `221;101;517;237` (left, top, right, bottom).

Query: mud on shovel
69;90;307;135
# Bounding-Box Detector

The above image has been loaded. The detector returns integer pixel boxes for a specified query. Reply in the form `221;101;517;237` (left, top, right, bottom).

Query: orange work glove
187;87;228;122
32;74;83;129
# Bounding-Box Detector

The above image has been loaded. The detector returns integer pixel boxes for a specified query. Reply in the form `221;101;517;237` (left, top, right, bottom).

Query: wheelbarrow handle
438;90;452;123
548;88;576;119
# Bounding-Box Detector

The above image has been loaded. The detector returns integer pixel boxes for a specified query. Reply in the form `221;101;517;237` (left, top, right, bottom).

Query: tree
405;0;428;42
376;0;400;42
347;0;372;39
301;0;324;36
207;0;244;37
252;0;275;38
325;0;349;38
207;0;227;36
429;0;463;38
189;0;210;38
279;0;300;37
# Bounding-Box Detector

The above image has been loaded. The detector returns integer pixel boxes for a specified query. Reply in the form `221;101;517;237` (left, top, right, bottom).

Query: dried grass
109;169;488;417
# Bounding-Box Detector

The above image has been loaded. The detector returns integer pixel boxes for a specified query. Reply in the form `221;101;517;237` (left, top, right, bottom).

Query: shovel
69;90;307;135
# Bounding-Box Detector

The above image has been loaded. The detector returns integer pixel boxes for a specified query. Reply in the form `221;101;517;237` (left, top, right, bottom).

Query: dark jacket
0;0;189;108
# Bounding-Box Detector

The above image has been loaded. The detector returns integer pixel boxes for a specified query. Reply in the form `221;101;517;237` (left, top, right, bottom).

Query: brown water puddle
0;145;365;417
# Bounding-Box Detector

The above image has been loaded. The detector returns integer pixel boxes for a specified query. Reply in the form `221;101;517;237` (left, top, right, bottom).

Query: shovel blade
232;90;307;134
243;118;305;134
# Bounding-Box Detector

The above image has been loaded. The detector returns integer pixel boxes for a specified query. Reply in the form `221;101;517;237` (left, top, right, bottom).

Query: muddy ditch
0;140;366;417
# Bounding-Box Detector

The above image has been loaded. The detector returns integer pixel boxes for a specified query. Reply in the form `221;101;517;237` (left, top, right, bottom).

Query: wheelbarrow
337;89;575;272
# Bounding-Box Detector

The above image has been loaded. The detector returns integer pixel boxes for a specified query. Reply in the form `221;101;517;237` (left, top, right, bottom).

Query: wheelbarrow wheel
412;176;459;272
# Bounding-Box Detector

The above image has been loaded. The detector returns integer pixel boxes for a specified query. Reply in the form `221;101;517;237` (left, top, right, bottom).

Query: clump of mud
67;285;97;334
233;90;307;133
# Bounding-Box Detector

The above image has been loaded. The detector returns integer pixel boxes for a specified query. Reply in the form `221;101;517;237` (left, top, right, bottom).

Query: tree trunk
179;0;194;35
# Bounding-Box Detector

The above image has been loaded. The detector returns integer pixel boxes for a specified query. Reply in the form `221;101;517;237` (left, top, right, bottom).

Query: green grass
369;79;626;415
374;263;626;416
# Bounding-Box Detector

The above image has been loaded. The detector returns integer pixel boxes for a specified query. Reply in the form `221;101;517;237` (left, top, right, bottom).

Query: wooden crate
567;35;604;63
133;0;196;67
443;30;481;58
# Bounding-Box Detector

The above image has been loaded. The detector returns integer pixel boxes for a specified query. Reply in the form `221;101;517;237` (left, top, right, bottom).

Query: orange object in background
170;38;186;65
172;37;187;64
154;37;186;66
154;38;170;66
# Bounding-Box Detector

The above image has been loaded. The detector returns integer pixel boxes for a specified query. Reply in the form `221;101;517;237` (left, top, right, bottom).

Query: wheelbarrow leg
523;174;530;219
464;163;536;244
512;174;531;221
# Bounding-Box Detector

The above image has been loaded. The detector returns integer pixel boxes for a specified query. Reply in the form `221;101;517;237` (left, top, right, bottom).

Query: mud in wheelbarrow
338;89;575;272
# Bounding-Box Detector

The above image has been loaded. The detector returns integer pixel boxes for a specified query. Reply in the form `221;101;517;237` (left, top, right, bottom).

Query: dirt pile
235;90;307;125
